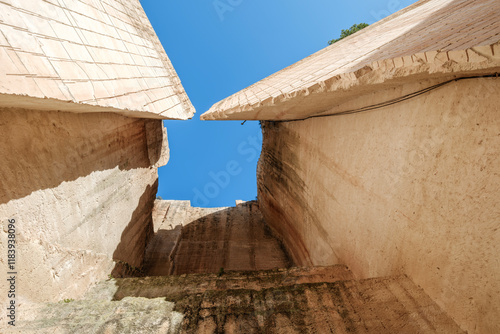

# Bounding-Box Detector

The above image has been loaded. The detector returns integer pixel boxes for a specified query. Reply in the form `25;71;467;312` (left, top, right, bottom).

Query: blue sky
142;0;417;207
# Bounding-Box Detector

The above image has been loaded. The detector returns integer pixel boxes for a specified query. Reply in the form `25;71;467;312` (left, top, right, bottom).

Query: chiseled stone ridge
0;0;195;119
201;0;500;120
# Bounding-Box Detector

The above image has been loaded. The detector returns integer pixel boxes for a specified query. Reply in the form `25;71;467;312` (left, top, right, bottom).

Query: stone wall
143;200;292;276
257;78;500;333
0;107;169;304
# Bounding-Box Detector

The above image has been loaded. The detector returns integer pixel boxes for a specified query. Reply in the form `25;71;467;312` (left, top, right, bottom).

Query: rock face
10;266;464;333
257;78;500;333
0;0;195;314
200;1;500;332
0;108;168;304
1;0;497;332
143;200;292;276
2;198;464;333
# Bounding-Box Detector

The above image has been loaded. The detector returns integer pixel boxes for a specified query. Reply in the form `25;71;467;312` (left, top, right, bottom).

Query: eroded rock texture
0;0;194;315
12;266;464;333
143;201;292;276
0;108;168;305
257;79;500;333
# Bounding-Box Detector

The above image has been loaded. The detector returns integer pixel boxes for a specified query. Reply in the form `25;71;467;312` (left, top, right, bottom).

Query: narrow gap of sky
141;0;417;208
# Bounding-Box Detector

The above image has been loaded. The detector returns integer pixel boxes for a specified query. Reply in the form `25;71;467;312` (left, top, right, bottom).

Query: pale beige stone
0;108;169;305
0;0;195;120
201;1;500;332
257;80;500;334
201;0;500;121
0;0;187;314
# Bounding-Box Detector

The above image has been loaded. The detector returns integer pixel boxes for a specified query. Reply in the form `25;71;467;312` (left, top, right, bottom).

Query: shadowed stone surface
143;201;292;277
10;267;464;334
256;79;500;333
199;1;500;332
0;108;168;305
0;0;193;317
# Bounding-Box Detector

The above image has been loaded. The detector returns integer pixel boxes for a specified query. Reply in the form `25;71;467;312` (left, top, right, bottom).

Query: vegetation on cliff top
328;23;369;45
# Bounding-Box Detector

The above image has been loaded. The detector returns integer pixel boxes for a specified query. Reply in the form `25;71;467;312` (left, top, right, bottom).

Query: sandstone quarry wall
0;107;169;305
144;200;292;276
257;78;500;333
